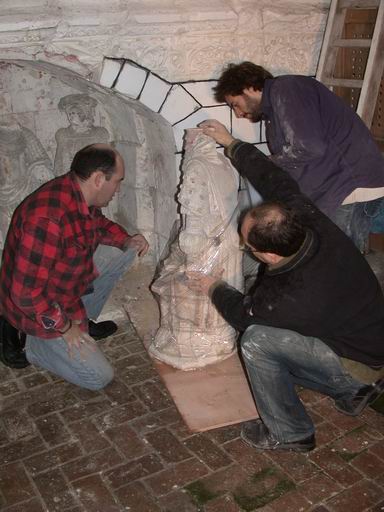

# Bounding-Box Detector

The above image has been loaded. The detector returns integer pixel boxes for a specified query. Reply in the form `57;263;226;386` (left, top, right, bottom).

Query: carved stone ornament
0;60;177;263
149;129;243;370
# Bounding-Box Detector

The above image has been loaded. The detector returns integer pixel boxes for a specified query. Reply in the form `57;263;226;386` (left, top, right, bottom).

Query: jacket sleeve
267;79;327;176
210;281;256;332
93;209;131;249
10;217;71;331
228;141;314;210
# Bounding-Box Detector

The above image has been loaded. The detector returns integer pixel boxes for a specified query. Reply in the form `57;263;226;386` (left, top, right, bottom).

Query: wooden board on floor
149;348;259;432
122;264;258;432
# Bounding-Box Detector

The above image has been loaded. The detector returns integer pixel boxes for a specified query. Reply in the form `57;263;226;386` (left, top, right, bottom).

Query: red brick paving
1;322;384;511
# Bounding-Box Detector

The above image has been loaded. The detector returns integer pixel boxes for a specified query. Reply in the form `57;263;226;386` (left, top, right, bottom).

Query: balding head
240;202;306;257
70;143;122;181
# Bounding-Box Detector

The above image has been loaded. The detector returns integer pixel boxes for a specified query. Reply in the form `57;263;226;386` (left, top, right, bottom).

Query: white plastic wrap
149;129;244;370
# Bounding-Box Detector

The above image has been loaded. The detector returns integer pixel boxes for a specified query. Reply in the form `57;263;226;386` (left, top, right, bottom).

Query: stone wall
0;0;331;266
0;60;177;264
0;1;330;82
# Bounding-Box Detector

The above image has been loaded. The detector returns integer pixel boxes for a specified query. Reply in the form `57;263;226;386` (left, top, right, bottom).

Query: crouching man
0;144;148;390
186;120;384;452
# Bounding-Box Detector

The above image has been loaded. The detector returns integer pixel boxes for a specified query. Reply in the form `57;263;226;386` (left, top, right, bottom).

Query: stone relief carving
149;129;243;370
54;93;110;175
0;2;328;80
0;116;53;250
0;60;177;264
264;34;322;75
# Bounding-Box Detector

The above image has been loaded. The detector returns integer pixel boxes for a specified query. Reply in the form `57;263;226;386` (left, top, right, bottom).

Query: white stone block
135;187;156;231
159;84;200;125
99;58;123;88
264;33;321;75
10;87;55;114
232;116;262;145
181;80;220;107
263;6;327;33
154;193;177;238
114;61;148;99
0;14;59;32
0;91;12;115
139;73;172;113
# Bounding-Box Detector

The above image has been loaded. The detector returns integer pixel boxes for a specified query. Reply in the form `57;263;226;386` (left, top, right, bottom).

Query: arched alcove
0;59;177;264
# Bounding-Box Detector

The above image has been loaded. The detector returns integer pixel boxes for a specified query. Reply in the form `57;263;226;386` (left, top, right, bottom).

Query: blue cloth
25;245;137;390
241;324;363;442
261;76;384;217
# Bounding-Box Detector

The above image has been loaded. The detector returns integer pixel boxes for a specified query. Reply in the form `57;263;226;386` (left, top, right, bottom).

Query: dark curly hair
213;62;274;103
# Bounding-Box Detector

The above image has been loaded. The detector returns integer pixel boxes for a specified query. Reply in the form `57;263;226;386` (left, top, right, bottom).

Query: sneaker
334;378;384;416
88;320;118;340
240;419;315;453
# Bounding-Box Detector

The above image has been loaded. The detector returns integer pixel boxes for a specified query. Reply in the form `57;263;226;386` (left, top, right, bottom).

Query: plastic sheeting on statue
149;128;243;370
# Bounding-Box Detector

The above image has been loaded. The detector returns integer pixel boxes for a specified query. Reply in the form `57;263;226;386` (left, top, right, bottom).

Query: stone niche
0;59;177;264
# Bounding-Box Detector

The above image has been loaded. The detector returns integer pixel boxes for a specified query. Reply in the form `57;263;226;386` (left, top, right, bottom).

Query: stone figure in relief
0;116;53;251
54;94;110;176
149;129;243;370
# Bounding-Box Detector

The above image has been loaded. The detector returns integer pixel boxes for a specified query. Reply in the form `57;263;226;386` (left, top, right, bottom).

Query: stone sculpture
54;94;110;175
150;128;243;370
0;116;53;251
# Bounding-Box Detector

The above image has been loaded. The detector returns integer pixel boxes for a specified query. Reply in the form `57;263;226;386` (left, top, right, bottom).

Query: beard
250;111;263;123
244;96;263;123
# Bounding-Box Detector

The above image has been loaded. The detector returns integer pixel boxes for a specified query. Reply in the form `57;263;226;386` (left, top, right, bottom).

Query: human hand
62;321;96;359
184;270;223;295
125;234;149;256
198;120;235;147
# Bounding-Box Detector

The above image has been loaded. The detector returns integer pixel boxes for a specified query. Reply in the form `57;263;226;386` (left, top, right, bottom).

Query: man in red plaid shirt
0;143;148;389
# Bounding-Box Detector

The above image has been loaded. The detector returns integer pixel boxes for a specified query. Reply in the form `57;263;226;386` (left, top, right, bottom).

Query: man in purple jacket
213;62;384;253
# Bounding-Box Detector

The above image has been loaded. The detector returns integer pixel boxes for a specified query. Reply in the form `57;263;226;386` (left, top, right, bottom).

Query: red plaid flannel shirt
0;172;129;338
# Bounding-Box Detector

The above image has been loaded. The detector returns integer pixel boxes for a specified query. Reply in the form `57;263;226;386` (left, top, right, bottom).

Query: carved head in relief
58;94;98;129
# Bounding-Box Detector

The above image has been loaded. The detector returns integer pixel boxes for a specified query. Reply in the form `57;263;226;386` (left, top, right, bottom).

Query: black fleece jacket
210;141;384;367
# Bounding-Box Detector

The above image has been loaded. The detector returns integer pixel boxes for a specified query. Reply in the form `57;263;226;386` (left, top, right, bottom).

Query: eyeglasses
239;244;257;256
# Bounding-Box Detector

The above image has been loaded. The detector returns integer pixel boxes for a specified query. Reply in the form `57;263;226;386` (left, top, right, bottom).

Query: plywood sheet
149;349;259;432
122;263;258;432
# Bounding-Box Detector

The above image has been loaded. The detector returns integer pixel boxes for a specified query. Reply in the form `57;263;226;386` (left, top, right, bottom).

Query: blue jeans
330;198;383;253
26;245;136;390
241;325;364;442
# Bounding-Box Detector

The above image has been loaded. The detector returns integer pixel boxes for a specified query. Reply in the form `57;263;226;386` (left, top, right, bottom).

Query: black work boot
88;320;118;340
0;316;29;369
241;419;315;453
334;378;384;416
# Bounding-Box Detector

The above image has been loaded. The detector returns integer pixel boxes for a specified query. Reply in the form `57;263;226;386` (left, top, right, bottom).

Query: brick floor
1;322;384;512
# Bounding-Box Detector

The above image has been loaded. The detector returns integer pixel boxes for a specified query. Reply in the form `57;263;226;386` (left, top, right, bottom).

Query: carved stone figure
54;94;110;175
0;116;53;251
149;129;243;370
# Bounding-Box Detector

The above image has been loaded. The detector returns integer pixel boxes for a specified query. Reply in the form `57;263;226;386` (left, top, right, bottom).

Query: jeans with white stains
26;245;137;390
241;324;363;442
330;197;383;253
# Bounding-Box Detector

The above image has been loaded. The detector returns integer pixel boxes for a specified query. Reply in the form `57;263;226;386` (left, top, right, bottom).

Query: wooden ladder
316;0;384;130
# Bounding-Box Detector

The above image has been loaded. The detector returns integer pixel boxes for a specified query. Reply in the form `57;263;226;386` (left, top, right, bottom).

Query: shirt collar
68;172;90;217
260;78;273;118
266;229;315;275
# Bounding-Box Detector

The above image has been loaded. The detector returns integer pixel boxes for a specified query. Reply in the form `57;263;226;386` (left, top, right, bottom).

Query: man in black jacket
186;119;384;453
